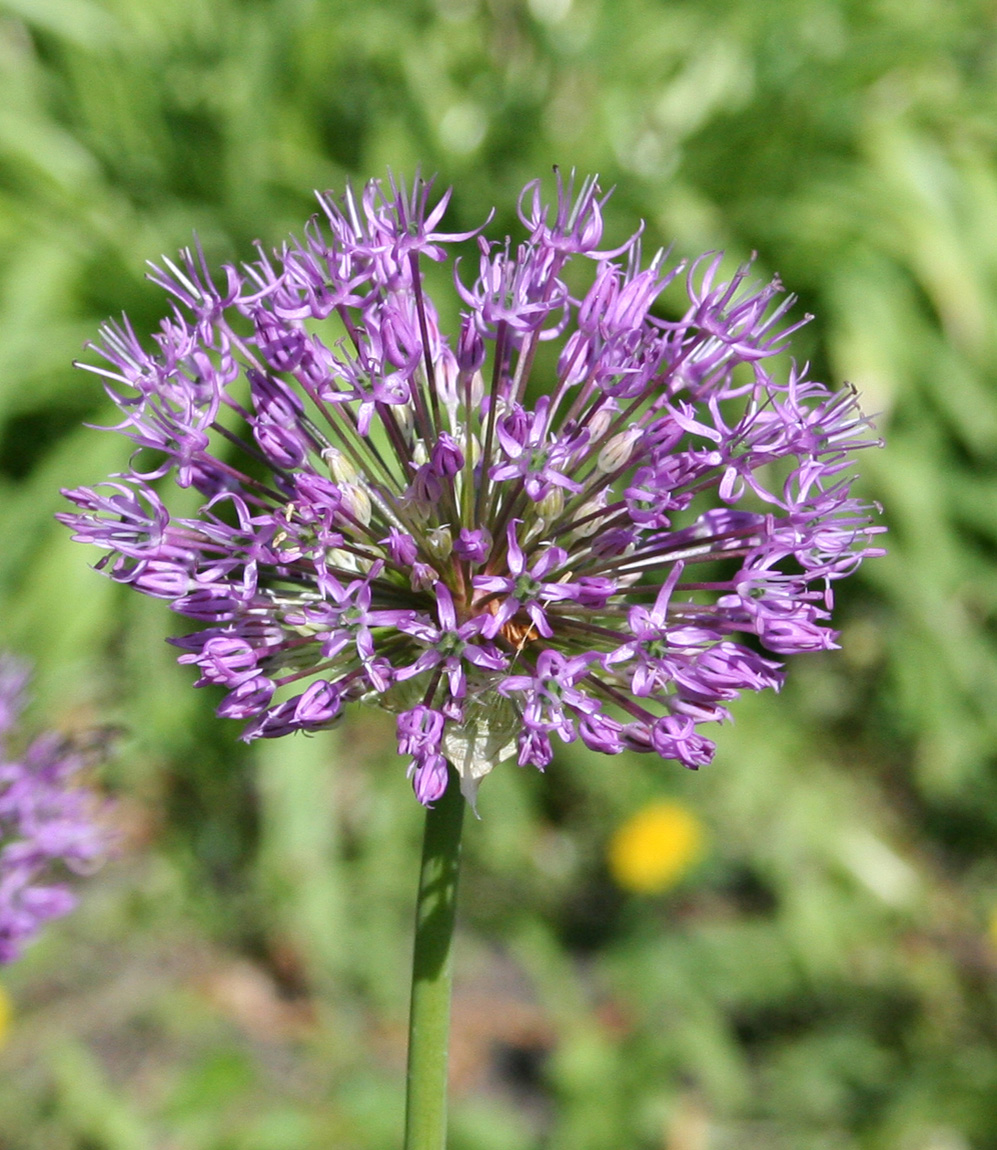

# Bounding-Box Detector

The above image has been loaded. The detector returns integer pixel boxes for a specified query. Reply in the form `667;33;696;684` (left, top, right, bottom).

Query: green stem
403;769;466;1150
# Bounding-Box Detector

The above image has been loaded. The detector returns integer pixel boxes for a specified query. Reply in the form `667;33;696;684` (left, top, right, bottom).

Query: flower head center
436;632;465;658
513;574;543;600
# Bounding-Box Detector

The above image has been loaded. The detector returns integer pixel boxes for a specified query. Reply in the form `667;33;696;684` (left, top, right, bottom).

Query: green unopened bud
467;370;485;409
566;493;608;542
598;428;642;473
425;526;453;561
395;401;415;436
536;486;564;522
436;353;459;405
523;486;565;545
323;447;359;485
340;482;372;525
402;490;432;525
327;547;362;574
587;405;616;441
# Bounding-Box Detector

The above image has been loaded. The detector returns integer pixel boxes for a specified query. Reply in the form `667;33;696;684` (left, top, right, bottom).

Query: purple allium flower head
60;172;883;807
0;656;110;962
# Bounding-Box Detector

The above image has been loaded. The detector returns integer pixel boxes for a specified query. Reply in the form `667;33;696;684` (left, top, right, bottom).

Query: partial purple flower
0;656;111;963
60;172;883;807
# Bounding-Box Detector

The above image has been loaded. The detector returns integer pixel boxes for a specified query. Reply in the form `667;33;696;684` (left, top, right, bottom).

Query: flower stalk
404;768;465;1150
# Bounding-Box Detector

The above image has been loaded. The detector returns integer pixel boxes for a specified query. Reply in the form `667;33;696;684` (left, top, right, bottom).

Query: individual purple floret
60;171;883;806
0;656;109;962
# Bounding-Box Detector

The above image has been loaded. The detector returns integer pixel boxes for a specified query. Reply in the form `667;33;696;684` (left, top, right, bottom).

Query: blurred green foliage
1;0;997;1146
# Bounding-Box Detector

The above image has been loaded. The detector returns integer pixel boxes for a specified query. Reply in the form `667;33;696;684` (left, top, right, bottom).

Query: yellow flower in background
0;982;10;1050
608;801;705;894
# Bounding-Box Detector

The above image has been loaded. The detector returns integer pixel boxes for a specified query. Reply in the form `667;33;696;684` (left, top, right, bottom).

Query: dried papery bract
61;172;883;806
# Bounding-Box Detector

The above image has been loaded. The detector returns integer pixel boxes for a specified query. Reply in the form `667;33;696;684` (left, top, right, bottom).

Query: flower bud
425;526;453;561
457;316;486;373
430;434;464;479
536;486;564;522
566;493;608;542
598;428;642;473
340;482;372;525
453;527;491;564
586;402;617;441
323;447;359;484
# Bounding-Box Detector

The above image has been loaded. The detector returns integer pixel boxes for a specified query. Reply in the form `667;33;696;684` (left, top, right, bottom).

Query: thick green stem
403;769;466;1150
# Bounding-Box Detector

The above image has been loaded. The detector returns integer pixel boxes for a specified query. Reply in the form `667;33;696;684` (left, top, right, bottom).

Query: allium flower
0;656;110;962
60;172;883;807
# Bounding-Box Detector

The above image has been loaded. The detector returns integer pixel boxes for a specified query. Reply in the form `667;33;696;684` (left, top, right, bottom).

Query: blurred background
0;0;996;1146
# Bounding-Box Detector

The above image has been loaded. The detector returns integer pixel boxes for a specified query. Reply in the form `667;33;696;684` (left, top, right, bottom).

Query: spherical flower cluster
0;656;110;962
60;173;882;806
